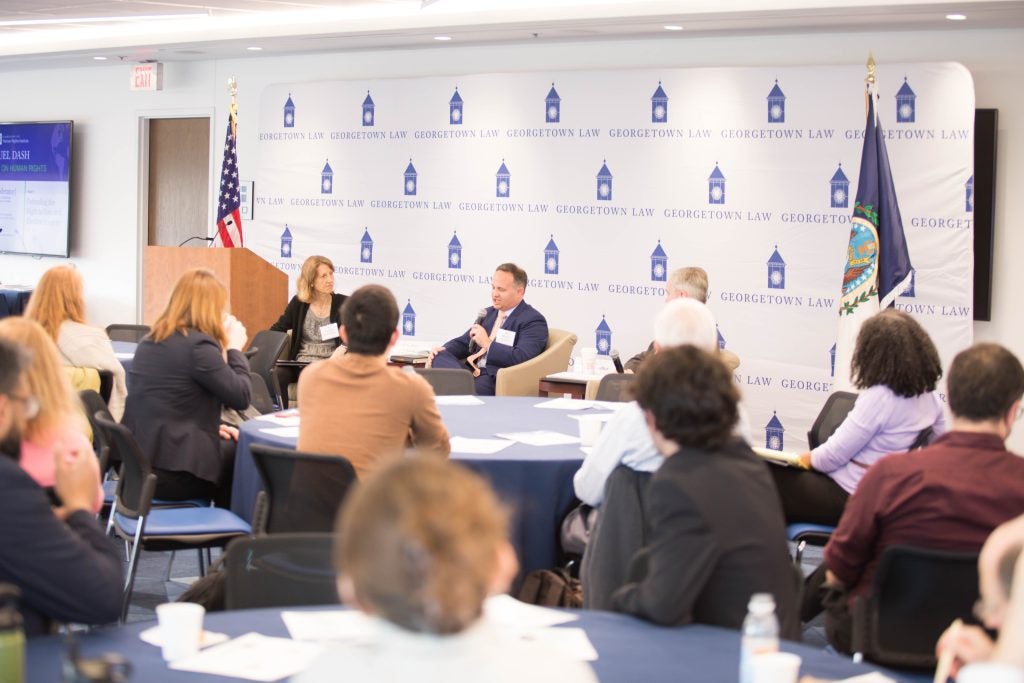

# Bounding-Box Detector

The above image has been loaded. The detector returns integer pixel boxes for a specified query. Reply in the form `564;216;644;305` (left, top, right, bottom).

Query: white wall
3;26;1023;446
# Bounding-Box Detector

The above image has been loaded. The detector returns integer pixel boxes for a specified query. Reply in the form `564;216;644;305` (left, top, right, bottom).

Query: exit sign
130;63;163;91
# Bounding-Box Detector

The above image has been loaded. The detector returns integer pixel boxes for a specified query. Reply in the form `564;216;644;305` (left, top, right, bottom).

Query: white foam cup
156;602;205;662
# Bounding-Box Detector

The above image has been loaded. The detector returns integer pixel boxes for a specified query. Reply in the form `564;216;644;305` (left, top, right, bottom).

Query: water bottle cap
747;592;776;612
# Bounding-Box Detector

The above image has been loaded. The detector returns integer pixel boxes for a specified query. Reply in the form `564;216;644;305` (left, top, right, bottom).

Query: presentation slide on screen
0;121;71;257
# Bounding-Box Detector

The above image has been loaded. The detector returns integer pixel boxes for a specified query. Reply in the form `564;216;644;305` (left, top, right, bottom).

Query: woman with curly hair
771;308;946;525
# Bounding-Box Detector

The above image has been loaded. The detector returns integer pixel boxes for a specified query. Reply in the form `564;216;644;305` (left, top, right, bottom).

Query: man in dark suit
610;346;799;637
428;263;548;396
0;337;122;635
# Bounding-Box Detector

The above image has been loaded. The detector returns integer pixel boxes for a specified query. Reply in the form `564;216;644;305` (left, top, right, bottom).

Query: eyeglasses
6;393;40;420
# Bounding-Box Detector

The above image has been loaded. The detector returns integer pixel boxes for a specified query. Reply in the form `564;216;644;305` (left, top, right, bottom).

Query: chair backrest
854;544;980;668
105;324;150;343
248;372;277;415
581;465;653;610
93;414;157;521
224;533;340;610
79;390;114;469
246;330;290;407
806;391;858;450
250;443;358;535
413;368;475;396
495;328;578;397
594;373;637;402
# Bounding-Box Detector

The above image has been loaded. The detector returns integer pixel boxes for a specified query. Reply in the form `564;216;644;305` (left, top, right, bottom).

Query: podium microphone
611;349;624;373
467;308;488;354
177;235;216;247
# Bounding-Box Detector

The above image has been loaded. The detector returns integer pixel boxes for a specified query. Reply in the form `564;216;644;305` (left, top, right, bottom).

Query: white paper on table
434;395;485;406
534;398;597;410
169;632;323;681
590;400;628;412
568;413;616;424
114;351;134;361
483;594;578;629
281;610;378;642
449;436;515;455
544;371;604;381
579;446;593;456
138;625;229;649
258;426;300;438
494;430;580;446
832;674;898;683
522;627;598;661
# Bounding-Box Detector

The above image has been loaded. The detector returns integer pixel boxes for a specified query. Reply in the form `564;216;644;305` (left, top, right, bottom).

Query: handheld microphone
467;308;488;353
611;349;624;373
177;235;216;247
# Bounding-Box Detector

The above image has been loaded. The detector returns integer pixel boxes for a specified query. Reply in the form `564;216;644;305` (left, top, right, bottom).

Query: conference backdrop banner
250;62;974;452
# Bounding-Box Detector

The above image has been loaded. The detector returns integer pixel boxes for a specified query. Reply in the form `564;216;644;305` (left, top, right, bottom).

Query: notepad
752;446;806;469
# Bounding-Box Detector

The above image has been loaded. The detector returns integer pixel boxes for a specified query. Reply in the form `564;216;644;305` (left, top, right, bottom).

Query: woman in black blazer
271;254;347;396
123;269;251;506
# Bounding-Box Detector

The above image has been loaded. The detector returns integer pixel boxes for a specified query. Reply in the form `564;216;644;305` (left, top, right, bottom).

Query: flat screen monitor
0;120;73;258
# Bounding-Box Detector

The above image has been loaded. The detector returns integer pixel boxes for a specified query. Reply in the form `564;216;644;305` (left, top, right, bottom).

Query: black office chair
248;372;277;415
95;416;251;621
104;324;150;343
851;544;979;669
224;533;340;610
807;390;858;449
413;368;475;396
594;374;636;402
250;443;358;535
246;330;290;409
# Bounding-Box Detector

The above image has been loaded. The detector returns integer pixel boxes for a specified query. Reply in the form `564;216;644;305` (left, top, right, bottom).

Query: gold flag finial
226;77;239;136
865;53;876;86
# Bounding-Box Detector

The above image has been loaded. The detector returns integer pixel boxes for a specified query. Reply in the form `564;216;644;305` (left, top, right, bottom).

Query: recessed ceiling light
246;46;262;51
93;56;107;61
946;13;967;20
664;25;683;31
434;35;452;41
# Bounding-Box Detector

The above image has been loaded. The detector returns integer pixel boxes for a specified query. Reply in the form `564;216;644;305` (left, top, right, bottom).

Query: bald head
653;298;717;352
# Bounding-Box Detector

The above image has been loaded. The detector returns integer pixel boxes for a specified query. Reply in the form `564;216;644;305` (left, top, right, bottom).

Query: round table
232;397;601;577
26;605;912;683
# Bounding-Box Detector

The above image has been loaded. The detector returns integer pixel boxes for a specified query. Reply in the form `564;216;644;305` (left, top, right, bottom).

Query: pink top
19;424;103;513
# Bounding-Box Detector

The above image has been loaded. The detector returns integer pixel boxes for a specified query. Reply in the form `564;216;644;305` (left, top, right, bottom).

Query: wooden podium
143;246;287;348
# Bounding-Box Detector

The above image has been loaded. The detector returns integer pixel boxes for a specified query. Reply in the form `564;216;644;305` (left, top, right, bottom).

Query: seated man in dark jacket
0;338;122;635
610;346;799;638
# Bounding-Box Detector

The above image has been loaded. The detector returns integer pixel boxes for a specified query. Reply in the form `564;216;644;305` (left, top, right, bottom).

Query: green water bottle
0;584;25;683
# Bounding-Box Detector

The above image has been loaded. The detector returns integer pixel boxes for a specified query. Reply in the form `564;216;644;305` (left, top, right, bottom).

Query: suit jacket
271;293;348;360
0;454;122;636
123;330;251;484
612;439;800;638
443;301;548;379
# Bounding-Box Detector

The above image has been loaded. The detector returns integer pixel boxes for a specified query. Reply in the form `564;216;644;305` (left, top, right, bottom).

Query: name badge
495;328;516;346
320;322;340;341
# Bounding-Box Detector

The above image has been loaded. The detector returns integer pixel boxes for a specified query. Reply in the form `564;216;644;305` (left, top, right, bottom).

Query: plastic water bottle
739;592;779;683
0;584;24;683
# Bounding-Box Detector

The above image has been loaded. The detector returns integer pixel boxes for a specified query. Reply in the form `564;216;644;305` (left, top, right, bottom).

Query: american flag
215;108;243;247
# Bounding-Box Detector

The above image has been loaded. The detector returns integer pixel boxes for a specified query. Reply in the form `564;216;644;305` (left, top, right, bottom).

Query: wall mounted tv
0;121;73;258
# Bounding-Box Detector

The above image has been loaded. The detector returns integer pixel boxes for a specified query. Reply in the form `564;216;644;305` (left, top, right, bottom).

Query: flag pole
213;76;244;248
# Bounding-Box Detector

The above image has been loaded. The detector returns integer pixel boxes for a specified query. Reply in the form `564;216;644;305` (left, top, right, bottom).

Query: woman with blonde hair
122;268;250;506
0;317;102;512
271;255;348;400
24;264;128;420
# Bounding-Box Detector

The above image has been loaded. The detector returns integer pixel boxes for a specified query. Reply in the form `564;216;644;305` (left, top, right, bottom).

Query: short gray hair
653;298;717;351
667;267;709;303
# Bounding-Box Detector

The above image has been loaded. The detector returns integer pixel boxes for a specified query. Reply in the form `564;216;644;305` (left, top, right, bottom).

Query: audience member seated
123;269;250;507
270;255;348;402
814;343;1024;653
771;308;945;526
24;264;128;420
623;266;740;373
609;346;799;637
0;318;100;512
427;263;548;396
573;298;751;507
294;458;597;683
298;284;449;479
938;513;1024;680
0;337;122;636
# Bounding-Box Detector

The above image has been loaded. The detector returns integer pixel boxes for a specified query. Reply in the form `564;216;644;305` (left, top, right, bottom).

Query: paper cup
156;602;205;662
578;414;604;447
580;347;598;374
751;651;801;683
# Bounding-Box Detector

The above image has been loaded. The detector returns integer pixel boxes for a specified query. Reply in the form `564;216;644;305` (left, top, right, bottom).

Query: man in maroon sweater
821;342;1024;652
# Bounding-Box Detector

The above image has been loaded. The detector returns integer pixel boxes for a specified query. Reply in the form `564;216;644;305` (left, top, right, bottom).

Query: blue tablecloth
232;397;593;576
26;605;913;683
0;285;32;318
